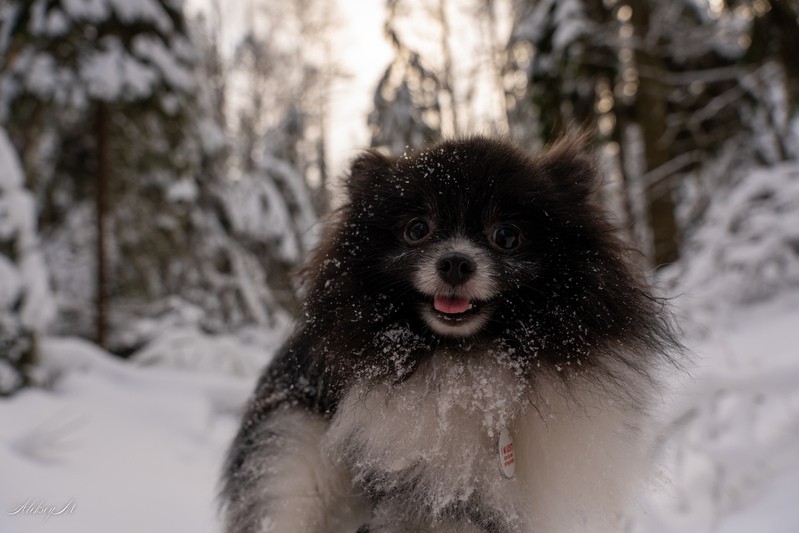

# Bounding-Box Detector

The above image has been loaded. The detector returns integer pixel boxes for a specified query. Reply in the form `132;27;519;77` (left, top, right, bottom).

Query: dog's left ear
536;134;599;201
346;150;394;199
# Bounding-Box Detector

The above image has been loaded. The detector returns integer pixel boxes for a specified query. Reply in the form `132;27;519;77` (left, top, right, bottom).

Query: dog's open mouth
433;295;472;315
424;295;489;335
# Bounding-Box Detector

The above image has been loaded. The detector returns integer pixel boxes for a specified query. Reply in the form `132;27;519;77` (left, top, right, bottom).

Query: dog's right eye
490;224;523;251
404;218;431;244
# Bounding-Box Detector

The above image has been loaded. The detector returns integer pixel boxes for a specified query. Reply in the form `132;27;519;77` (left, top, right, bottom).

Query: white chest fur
324;351;651;532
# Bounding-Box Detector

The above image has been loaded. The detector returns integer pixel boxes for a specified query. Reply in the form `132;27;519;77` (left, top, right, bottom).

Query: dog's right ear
346;150;394;198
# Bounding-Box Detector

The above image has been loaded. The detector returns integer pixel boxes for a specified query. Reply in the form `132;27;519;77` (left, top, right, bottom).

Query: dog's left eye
404;218;431;244
491;224;522;250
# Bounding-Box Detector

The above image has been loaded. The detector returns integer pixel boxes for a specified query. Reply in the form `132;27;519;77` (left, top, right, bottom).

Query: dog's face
363;151;544;339
302;136;673;382
336;136;601;343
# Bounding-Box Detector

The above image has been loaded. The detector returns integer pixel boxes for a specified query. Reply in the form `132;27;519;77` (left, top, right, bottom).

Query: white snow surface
668;162;799;327
0;337;250;533
629;293;799;533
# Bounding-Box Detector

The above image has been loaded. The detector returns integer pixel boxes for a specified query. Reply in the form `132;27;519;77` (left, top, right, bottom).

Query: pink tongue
433;296;472;314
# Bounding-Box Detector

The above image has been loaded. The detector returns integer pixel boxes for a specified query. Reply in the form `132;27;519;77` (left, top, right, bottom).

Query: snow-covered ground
631;292;799;533
0;337;253;533
0;290;797;532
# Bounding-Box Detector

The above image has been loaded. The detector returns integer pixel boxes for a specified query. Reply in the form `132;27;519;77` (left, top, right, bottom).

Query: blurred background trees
0;0;330;382
0;126;53;395
504;0;799;266
0;0;797;391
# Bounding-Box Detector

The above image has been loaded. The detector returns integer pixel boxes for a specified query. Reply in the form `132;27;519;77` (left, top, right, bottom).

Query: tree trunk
95;102;109;348
437;0;459;135
629;0;680;267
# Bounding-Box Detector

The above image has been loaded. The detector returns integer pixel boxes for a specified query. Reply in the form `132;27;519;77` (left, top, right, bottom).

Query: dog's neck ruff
324;347;651;532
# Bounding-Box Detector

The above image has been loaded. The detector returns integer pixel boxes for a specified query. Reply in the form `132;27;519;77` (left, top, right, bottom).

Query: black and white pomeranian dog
221;136;681;533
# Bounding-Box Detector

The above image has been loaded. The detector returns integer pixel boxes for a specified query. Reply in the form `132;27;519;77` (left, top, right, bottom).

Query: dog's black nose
437;253;476;286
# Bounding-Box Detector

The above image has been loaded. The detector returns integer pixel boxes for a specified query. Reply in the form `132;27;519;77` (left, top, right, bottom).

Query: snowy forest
0;0;798;531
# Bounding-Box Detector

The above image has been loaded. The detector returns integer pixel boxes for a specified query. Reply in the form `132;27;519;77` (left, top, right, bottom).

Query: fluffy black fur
221;135;682;533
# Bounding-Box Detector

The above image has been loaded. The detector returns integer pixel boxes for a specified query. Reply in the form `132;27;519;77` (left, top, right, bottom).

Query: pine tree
0;126;54;395
222;108;319;317
0;0;205;346
0;0;301;353
222;1;336;315
370;0;509;152
370;50;444;154
504;0;799;267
